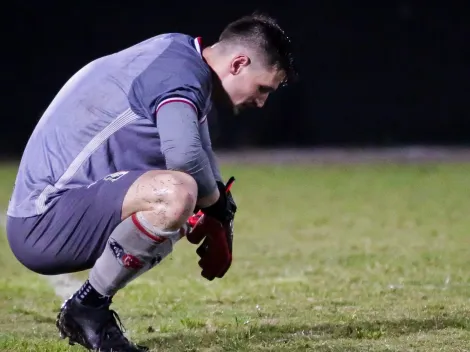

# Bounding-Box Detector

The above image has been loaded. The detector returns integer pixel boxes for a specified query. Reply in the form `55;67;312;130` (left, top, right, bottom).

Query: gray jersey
8;33;220;218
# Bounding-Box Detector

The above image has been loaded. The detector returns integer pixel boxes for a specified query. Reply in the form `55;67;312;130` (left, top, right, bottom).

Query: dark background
3;1;469;156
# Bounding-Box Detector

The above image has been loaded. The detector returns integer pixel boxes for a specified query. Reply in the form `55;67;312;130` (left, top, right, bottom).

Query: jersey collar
193;37;202;56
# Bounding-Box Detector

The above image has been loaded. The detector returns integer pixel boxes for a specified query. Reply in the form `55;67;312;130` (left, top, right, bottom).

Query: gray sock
89;212;183;296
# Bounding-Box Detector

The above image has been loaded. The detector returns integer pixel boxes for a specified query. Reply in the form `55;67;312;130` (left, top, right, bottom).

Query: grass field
1;161;470;351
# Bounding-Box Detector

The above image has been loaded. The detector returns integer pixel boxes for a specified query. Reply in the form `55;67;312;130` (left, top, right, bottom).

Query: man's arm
199;111;223;183
156;101;219;208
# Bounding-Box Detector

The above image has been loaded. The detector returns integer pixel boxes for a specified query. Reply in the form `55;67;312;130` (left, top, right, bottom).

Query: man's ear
230;55;250;75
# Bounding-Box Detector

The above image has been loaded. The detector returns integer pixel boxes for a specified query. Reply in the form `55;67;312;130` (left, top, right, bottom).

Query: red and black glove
187;177;236;280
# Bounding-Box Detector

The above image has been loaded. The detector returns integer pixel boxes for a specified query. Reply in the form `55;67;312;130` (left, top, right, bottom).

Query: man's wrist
196;185;220;209
201;181;227;222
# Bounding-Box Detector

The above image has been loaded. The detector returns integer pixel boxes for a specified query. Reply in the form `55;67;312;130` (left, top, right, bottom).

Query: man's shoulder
129;32;211;87
159;33;210;79
128;33;213;120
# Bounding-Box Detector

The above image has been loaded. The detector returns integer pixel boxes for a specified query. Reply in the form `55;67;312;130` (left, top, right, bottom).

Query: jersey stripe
35;108;139;214
156;97;198;115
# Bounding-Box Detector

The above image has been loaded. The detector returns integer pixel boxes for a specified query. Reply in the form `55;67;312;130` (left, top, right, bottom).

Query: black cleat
56;297;148;352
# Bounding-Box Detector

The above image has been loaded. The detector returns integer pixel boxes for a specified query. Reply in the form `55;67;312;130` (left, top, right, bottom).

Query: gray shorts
6;170;147;275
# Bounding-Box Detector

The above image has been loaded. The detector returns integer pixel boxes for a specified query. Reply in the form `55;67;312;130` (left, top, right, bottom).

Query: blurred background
3;1;469;157
1;4;470;350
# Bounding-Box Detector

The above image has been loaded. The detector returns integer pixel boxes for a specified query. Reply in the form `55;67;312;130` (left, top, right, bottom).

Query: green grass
1;162;470;351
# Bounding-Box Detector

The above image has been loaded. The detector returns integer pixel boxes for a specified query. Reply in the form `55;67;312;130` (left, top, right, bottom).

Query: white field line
0;212;82;300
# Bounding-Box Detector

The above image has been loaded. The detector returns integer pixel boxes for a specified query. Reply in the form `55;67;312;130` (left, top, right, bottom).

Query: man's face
221;55;286;112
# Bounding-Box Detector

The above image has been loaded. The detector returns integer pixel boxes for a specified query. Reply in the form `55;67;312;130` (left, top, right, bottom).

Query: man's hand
187;215;231;280
186;177;236;280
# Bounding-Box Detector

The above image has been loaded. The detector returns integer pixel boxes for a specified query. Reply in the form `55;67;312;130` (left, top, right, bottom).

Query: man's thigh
7;170;147;275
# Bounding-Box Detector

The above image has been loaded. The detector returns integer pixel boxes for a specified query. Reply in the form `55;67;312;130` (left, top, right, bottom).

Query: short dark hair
219;12;298;86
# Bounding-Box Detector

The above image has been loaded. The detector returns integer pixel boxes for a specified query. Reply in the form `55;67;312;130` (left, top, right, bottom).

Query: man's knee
122;170;198;229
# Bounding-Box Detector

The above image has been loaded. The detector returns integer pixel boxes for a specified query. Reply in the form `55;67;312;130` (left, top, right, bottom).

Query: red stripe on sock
131;214;166;243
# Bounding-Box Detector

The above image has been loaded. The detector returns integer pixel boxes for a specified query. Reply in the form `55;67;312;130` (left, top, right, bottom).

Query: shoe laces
101;309;130;344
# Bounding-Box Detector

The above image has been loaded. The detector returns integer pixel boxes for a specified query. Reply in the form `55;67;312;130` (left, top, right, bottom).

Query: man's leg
82;169;196;301
57;169;197;352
